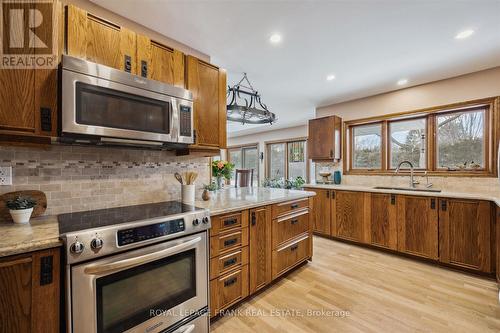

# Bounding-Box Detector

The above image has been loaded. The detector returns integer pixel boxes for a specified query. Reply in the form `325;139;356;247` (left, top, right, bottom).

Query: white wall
316;66;500;120
227;125;308;182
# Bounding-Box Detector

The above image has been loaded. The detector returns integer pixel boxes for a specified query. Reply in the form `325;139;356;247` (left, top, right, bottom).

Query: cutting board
0;190;47;223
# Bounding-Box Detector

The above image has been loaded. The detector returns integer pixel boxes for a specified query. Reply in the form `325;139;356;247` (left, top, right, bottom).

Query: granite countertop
304;183;500;206
195;187;316;215
0;215;61;258
0;187;315;258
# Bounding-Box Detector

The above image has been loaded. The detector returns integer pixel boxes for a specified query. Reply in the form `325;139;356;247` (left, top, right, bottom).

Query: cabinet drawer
210;228;248;258
210;246;249;280
210;265;249;316
272;210;310;248
210;211;247;236
272;234;310;279
272;198;309;219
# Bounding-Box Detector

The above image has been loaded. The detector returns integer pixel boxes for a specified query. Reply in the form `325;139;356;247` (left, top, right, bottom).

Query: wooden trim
344;97;499;177
228;143;259;150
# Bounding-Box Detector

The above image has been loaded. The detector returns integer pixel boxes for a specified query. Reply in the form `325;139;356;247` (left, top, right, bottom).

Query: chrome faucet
395;160;416;188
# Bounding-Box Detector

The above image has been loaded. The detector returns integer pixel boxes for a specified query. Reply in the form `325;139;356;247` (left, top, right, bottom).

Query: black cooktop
58;201;202;234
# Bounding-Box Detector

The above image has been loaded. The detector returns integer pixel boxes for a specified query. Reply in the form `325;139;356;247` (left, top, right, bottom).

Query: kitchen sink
373;186;442;193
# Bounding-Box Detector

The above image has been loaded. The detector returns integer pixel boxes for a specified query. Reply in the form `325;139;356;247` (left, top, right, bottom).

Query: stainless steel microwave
61;55;194;147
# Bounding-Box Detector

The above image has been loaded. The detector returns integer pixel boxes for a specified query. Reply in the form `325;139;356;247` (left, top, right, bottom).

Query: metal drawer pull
224;238;238;247
290;245;299;251
223;258;237;267
224;277;237;287
224;218;238;226
290;219;299;225
291;203;299;209
84;236;201;275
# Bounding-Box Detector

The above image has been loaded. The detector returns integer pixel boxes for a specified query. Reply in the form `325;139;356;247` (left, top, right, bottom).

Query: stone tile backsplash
0;144;210;217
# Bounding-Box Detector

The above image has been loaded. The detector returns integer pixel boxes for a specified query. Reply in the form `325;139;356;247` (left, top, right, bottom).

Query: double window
346;98;496;175
266;140;307;181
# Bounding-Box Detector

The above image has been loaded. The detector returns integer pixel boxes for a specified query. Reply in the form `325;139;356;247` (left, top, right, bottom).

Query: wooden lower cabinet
272;234;310;280
210;200;312;317
304;188;331;236
0;247;60;333
369;193;398;250
397;195;438;260
439;198;492;273
249;206;272;294
332;190;370;243
210;265;249;316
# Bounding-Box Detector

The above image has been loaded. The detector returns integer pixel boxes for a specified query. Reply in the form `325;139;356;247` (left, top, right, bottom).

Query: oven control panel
117;219;185;246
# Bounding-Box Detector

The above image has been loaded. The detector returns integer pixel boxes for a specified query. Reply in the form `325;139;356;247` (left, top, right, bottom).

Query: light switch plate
0;166;12;185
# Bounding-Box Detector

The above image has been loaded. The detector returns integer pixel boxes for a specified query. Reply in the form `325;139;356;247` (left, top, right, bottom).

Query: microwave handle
170;98;179;141
83;236;202;275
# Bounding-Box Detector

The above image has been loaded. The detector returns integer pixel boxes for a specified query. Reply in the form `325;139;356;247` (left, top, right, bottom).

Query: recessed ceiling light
397;79;408;86
269;33;282;44
455;29;474;40
326;74;336;81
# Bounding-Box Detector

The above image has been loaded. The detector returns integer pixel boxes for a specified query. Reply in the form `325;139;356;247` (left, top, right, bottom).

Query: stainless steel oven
59;201;211;333
70;233;207;333
61;55;194;146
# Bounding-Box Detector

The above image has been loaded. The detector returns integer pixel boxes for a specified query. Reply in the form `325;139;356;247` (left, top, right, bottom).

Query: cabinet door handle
141;60;148;77
441;200;447;211
430;198;436;210
390;194;395;205
223;218;238;227
331;191;335;199
224;277;237;287
223;257;237;268
224;238;238;247
251;212;256;226
124;55;132;73
330;149;333;157
326;191;329;199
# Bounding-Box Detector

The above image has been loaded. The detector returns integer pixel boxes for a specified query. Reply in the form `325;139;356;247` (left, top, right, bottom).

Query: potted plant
202;182;217;201
7;195;37;224
211;160;234;190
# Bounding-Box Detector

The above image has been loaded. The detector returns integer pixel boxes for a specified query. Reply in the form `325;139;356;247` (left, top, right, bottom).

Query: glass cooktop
58;201;202;234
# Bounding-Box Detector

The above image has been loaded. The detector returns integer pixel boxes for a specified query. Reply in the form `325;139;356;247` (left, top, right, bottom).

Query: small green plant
262;176;305;190
204;182;217;192
7;196;37;210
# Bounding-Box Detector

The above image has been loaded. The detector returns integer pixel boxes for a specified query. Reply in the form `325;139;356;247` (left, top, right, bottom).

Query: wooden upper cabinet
66;5;136;73
308;115;342;161
249;206;272;294
332;191;369;243
185;55;227;148
397;195;438;260
369;193;398;250
0;248;60;333
305;188;331;236
135;35;184;87
439;199;492;273
0;0;59;139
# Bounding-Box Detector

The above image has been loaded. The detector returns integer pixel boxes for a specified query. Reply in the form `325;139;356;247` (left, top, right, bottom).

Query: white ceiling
91;0;500;138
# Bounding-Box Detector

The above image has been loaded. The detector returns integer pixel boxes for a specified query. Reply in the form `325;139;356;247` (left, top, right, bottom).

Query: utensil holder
181;184;195;204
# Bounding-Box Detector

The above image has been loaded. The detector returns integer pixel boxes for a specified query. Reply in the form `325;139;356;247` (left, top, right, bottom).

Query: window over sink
344;97;498;176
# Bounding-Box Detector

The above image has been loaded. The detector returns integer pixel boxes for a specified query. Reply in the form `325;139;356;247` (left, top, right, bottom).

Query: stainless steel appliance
59;201;211;333
61;55;194;147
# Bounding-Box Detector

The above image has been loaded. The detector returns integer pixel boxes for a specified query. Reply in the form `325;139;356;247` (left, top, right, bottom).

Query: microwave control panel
179;105;192;137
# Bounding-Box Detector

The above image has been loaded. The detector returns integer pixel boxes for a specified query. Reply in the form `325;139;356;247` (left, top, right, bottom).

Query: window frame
343;97;499;177
265;137;309;182
349;121;384;171
227;144;260;184
387;116;428;171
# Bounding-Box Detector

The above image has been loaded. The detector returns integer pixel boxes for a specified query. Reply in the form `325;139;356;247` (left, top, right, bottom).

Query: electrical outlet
0;166;12;185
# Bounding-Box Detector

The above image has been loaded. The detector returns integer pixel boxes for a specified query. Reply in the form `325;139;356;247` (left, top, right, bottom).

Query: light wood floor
211;236;500;333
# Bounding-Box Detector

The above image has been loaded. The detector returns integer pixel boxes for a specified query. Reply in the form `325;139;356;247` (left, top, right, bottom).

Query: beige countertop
195;187;316;215
304;183;500;206
0;215;61;258
0;187;315;258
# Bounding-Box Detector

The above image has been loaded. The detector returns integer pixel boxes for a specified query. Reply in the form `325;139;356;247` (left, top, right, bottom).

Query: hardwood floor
211;236;500;333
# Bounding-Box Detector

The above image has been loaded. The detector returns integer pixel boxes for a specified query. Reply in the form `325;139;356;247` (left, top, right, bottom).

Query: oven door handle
173;324;195;333
83;236;202;275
